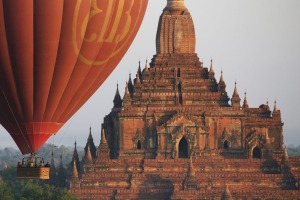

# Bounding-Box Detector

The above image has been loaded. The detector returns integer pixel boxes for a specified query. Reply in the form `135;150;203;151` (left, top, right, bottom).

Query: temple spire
98;125;110;159
231;81;241;108
128;74;134;97
135;71;141;85
113;84;122;108
209;59;215;80
145;60;149;71
219;71;225;83
166;0;186;10
88;126;92;140
243;91;249;108
72;159;79;178
124;82;130;97
273;100;278;113
84;127;97;159
100;127;107;145
210;59;214;71
233;82;239;96
85;144;93;162
57;154;66;188
221;185;233;200
138;60;142;77
123;82;132;106
157;0;195;54
218;71;227;93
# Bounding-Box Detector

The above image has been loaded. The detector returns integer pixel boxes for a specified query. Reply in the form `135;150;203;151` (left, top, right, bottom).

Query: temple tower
69;1;299;199
156;0;195;54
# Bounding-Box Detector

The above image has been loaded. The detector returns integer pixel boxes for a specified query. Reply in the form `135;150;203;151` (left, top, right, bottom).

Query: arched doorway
223;140;229;149
179;137;188;158
137;141;142;150
252;146;262;159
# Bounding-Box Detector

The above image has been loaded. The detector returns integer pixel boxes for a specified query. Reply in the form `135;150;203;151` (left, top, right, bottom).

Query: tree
0;167;78;200
0;177;14;200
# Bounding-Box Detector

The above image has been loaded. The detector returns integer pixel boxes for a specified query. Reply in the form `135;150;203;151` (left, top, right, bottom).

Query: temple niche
70;0;300;199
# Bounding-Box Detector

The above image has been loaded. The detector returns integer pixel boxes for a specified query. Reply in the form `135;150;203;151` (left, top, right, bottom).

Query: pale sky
1;0;300;150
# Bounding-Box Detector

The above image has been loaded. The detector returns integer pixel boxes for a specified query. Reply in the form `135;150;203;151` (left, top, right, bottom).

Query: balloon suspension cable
0;88;33;154
57;114;75;147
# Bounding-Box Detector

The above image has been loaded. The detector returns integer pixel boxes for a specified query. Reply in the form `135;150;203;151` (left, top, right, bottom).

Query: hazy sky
1;0;300;150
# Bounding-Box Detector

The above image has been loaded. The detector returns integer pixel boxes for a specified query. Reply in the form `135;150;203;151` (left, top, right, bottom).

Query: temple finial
86;144;93;162
145;59;149;71
125;81;130;96
243;90;249;108
72;159;78;178
209;59;214;73
100;127;107;145
166;0;186;10
219;70;225;83
273;99;279;113
233;81;239;96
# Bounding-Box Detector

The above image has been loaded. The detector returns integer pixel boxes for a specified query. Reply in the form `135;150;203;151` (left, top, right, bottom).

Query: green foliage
0;177;14;200
0;167;78;200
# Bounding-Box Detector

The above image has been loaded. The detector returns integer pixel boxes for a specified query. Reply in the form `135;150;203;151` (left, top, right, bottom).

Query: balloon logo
0;0;148;154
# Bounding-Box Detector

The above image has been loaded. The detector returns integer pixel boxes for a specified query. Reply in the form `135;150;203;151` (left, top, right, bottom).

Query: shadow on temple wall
137;174;174;199
279;160;297;190
260;149;296;190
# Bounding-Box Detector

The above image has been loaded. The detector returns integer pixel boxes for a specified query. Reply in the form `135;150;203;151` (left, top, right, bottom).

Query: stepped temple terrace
69;0;300;199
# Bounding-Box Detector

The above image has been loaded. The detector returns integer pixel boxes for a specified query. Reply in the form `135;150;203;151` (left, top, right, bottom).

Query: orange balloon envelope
0;0;148;154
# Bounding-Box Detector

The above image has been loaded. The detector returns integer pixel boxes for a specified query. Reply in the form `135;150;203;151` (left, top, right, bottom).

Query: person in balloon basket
40;158;45;167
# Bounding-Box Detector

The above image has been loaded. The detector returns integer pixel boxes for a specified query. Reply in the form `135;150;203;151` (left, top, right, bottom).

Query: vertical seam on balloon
59;0;147;122
39;1;65;123
46;0;92;122
0;2;21;122
1;1;33;153
53;0;118;121
61;0;148;120
1;1;25;122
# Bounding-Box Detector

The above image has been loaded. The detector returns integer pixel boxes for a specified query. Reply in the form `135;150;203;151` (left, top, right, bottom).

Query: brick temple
69;0;300;199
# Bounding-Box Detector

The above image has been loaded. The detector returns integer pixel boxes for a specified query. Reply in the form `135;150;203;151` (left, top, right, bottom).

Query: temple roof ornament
209;59;215;74
221;185;233;200
233;82;239;97
137;60;142;78
123;82;132;106
165;0;186;11
100;127;107;145
273;100;279;113
231;81;241;108
156;0;195;54
145;60;149;72
135;72;141;85
219;71;225;83
209;59;216;80
113;84;122;108
128;74;134;97
243;91;249;108
85;144;93;162
72;159;79;178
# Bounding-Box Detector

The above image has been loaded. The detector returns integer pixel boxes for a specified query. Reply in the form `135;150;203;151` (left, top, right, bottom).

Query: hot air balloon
0;0;148;155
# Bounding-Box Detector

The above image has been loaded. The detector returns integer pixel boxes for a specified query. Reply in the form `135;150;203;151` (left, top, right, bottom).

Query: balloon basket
16;155;50;180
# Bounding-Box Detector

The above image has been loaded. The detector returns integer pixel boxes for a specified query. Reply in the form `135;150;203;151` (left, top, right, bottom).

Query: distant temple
70;0;300;199
47;151;66;188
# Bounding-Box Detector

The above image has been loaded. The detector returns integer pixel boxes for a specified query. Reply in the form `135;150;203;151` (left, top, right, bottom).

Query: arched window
252;146;262;159
137;140;142;150
223;140;229;149
179;137;188;158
